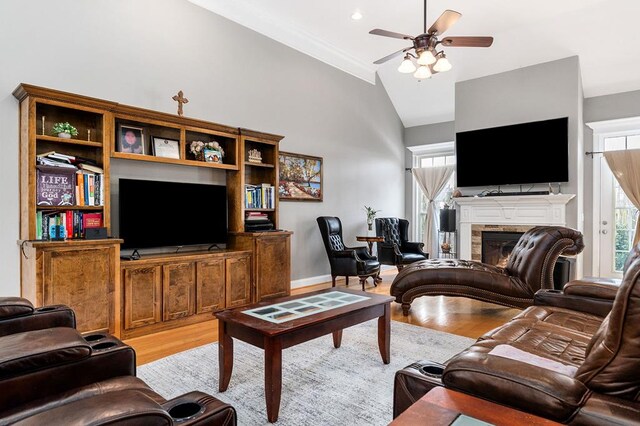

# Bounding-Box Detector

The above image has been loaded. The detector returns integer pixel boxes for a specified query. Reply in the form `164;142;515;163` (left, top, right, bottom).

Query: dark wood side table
390;387;560;426
356;235;385;256
215;288;394;423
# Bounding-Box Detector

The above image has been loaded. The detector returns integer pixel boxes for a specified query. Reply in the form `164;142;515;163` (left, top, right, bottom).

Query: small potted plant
51;122;78;139
364;205;380;231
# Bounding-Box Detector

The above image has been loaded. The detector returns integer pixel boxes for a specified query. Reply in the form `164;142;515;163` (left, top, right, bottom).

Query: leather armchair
0;297;75;337
0;296;236;425
0;327;236;425
375;217;428;271
390;226;585;315
317;216;381;290
394;244;640;425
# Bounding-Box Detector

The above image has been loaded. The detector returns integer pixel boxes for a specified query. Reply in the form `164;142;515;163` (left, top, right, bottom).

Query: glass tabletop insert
243;291;370;323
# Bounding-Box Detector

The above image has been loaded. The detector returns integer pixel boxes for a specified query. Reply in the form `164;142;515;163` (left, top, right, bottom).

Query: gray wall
0;0;404;296
454;57;584;235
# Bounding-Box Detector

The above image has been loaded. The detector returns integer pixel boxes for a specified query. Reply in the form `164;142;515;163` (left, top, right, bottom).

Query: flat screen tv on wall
119;179;228;250
455;117;569;188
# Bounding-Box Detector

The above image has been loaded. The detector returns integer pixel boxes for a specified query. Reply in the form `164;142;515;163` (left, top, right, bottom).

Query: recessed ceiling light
351;11;363;20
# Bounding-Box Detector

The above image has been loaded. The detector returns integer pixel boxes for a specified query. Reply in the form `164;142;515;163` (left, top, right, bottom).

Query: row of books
36;151;105;207
245;183;275;210
36;211;103;240
76;171;105;206
36;151;102;171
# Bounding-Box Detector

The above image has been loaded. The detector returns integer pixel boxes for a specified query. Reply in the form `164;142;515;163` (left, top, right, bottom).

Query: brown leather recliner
0;297;236;425
390;226;585;315
393;244;640;424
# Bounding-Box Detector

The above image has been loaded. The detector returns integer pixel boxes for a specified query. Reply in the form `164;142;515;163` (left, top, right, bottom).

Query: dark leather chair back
505;226;585;293
375;217;410;246
317;216;346;256
575;244;640;399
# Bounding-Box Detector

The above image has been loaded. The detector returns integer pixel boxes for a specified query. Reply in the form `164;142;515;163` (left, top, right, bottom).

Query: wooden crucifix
172;90;189;116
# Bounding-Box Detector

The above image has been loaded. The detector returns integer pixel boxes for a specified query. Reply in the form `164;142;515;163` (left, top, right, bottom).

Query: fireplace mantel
454;194;575;259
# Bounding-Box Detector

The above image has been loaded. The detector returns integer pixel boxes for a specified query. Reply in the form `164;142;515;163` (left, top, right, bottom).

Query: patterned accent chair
317;216;381;290
390;226;585;315
375;217;428;271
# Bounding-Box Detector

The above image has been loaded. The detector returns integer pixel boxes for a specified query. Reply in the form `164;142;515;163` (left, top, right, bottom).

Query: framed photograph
278;152;323;202
152;137;180;159
204;148;223;163
117;125;146;155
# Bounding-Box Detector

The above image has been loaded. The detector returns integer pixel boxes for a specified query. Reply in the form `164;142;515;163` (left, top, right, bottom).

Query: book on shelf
82;212;103;229
78;163;104;174
36;165;77;206
36;210;103;240
244;183;275;210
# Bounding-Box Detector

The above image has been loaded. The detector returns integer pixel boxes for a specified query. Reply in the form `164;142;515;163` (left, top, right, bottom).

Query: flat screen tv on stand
455;117;569;191
118;179;228;256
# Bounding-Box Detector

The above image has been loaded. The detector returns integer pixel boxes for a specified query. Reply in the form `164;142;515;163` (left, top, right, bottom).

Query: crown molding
188;0;376;85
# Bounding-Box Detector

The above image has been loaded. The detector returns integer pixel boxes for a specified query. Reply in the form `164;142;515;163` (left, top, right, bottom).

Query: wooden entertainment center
14;84;292;338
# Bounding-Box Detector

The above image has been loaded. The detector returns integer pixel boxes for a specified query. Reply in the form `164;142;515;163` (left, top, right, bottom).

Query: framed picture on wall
278;152;323;202
117;125;146;155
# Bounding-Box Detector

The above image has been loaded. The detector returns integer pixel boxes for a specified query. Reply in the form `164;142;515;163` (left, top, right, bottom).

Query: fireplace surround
455;194;575;261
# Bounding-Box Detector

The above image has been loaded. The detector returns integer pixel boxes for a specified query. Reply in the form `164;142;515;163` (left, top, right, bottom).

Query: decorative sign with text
36;165;76;206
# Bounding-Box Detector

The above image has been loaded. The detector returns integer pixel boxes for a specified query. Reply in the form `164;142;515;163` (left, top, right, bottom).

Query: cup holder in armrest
92;341;118;351
168;402;204;421
419;365;445;377
83;333;107;342
36;307;57;312
546;289;563;293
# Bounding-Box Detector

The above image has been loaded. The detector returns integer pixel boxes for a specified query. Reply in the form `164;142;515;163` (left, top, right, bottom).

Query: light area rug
138;320;474;426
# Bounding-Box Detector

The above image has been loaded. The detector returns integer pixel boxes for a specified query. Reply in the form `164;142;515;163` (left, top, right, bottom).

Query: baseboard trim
290;274;332;289
289;265;395;290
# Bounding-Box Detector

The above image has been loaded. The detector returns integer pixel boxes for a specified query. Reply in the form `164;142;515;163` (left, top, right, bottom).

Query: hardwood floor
125;269;520;366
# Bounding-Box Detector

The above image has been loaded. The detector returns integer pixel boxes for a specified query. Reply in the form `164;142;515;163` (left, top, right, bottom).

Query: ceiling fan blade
440;36;494;47
427;10;461;36
373;47;413;65
369;29;414;40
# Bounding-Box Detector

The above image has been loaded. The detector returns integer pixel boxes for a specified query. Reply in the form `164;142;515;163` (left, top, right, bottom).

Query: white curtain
604;149;640;246
412;165;455;257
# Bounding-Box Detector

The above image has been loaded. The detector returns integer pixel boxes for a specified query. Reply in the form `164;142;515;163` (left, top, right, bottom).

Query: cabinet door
256;236;291;300
123;265;162;330
42;247;115;334
196;259;225;314
226;255;251;308
163;262;195;321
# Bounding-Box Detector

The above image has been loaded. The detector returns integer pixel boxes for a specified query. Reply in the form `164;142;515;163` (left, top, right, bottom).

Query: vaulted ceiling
189;0;640;127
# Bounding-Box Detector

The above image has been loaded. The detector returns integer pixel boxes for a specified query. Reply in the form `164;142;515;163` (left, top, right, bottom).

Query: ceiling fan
370;0;493;79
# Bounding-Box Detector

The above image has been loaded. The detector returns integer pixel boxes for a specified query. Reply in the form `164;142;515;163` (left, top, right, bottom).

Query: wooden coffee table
390;387;560;425
215;288;394;422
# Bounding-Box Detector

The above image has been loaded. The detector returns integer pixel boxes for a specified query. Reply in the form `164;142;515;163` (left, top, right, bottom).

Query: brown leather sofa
0;297;236;425
390;226;585;315
393;245;640;424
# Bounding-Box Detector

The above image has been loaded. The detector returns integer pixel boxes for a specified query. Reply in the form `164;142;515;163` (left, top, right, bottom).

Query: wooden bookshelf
14;84;291;337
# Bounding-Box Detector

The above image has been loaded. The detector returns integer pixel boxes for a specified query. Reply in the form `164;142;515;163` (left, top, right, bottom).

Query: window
604;133;640;271
410;143;455;242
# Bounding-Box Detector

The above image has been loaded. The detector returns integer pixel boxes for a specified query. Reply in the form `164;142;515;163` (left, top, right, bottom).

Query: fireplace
481;231;523;268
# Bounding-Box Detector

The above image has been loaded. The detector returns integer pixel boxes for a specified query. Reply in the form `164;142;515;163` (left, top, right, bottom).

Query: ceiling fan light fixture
417;50;436;66
433;54;452;72
398;55;417;73
413;65;432;79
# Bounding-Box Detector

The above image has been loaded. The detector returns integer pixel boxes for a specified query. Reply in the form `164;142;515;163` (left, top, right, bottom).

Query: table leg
367;241;374;255
332;329;343;348
218;320;233;392
378;302;391;364
265;337;283;423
